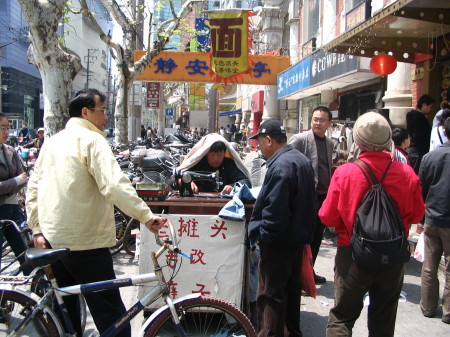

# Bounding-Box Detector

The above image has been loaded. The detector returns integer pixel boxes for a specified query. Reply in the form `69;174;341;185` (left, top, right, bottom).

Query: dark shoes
314;273;326;284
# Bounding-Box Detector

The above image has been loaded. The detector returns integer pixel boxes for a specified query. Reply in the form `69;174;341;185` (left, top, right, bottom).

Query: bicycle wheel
110;209;128;256
123;220;139;257
144;297;256;337
1;240;12;258
30;268;87;334
0;288;61;337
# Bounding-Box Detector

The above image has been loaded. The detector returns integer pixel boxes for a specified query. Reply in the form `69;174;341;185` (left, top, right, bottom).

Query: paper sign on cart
138;214;246;309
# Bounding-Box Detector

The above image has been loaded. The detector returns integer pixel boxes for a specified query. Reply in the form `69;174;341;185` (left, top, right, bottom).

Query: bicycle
0;219;256;337
0;220;88;334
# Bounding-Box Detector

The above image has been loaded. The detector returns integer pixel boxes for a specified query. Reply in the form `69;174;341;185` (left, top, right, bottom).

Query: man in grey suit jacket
289;106;334;284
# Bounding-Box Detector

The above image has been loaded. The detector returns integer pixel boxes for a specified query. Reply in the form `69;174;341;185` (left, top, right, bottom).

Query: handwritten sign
138;215;246;309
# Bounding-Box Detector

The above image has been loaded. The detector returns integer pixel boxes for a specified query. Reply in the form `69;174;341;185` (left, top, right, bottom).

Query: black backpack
350;159;410;269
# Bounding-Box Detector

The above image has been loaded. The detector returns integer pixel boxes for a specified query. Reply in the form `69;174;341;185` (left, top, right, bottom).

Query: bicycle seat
25;248;71;268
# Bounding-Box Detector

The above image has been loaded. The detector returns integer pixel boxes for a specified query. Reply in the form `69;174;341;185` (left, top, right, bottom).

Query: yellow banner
209;11;250;80
134;51;290;85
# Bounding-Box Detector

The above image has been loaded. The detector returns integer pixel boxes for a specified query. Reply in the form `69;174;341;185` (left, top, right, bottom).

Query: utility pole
84;49;98;89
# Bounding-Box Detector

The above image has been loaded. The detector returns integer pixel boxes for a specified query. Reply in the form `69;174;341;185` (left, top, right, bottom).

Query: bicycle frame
5;228;192;337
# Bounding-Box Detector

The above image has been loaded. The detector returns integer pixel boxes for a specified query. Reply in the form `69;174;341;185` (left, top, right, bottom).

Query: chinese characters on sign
346;1;367;31
145;82;160;108
209;11;251;81
138;215;246;309
277;57;311;99
135;51;290;85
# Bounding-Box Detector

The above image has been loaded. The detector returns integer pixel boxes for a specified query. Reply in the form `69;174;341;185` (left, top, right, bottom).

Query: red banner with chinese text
208;11;253;83
145;82;160;108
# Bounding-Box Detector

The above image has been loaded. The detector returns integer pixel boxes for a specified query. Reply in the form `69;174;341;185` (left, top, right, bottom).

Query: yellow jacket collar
67;117;107;137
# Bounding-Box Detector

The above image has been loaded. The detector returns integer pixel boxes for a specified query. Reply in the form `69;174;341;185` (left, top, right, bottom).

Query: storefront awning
323;0;450;63
219;109;242;117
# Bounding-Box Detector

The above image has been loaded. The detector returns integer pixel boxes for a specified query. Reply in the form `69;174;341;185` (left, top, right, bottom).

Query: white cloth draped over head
178;133;250;178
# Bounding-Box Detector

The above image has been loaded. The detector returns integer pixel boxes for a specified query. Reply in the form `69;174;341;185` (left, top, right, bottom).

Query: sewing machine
173;169;222;197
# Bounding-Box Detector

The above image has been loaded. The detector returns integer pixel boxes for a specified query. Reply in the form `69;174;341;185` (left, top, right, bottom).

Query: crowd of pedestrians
247;90;449;336
1;86;449;336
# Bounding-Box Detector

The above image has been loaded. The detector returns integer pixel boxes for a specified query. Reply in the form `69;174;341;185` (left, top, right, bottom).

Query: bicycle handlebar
154;219;192;260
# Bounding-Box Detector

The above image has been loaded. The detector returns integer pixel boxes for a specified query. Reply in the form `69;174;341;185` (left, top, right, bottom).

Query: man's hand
191;181;199;194
18;173;29;185
221;184;234;195
145;216;164;234
176;179;198;194
33;234;49;248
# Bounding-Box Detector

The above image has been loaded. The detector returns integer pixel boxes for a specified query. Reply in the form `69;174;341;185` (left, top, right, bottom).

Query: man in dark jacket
406;94;435;173
419;117;450;324
288;106;334;284
248;119;316;337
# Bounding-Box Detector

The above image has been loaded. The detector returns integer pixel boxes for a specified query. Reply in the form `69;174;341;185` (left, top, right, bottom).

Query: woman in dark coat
0;113;30;275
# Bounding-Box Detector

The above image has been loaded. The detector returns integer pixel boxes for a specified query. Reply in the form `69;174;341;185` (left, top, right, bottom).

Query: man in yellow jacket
26;88;164;337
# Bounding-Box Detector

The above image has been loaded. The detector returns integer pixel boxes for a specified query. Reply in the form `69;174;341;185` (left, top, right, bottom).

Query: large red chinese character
157;219;170;240
190;249;206;265
210;18;243;58
168;280;178;298
178;217;199;238
210;219;228;239
165;251;178;269
192;283;211;296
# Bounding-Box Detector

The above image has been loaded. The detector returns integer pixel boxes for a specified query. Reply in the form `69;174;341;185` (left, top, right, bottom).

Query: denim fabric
219;183;256;221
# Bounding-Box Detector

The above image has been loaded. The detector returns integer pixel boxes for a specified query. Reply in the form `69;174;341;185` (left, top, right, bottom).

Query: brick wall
411;63;425;109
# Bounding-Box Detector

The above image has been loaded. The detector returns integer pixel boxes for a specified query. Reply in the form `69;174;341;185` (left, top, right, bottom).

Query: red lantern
370;54;397;76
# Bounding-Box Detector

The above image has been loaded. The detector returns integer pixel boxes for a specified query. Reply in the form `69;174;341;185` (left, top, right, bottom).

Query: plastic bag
414;232;425;263
300;244;317;298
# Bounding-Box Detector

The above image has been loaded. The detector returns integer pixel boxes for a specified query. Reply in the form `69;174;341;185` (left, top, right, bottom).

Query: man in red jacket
319;112;425;337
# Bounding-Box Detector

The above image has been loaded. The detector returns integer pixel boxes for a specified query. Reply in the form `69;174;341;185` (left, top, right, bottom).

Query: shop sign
135;51;290;85
251;91;264;113
145;82;160;108
277;57;311;99
310;50;358;86
346;1;370;31
209;11;252;82
193;18;211;52
411;67;424;81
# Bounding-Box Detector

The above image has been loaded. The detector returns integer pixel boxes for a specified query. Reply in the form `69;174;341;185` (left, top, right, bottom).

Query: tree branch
134;0;196;77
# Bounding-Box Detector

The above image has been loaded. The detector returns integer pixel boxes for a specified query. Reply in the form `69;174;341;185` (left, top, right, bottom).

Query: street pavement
82;233;450;336
301;242;450;337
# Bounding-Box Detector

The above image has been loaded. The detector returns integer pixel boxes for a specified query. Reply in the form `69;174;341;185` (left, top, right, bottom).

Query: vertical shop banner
208;11;252;82
194;18;211;52
146;82;160;108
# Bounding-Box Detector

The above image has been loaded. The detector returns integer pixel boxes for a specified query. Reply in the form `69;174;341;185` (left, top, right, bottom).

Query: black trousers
257;243;303;337
51;248;130;337
406;146;424;175
310;194;326;266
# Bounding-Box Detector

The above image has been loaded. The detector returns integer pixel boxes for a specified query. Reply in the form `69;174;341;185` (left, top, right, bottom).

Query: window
345;0;365;11
302;0;320;42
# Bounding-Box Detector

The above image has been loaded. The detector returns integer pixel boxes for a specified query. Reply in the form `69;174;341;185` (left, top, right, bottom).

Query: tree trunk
18;0;81;136
39;59;77;132
114;74;131;144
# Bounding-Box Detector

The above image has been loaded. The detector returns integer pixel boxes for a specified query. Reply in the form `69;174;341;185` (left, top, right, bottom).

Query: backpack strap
354;159;393;186
354;159;378;186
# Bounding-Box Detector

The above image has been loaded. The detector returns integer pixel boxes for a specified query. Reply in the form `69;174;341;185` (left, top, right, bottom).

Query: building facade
0;0;42;129
0;0;114;130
